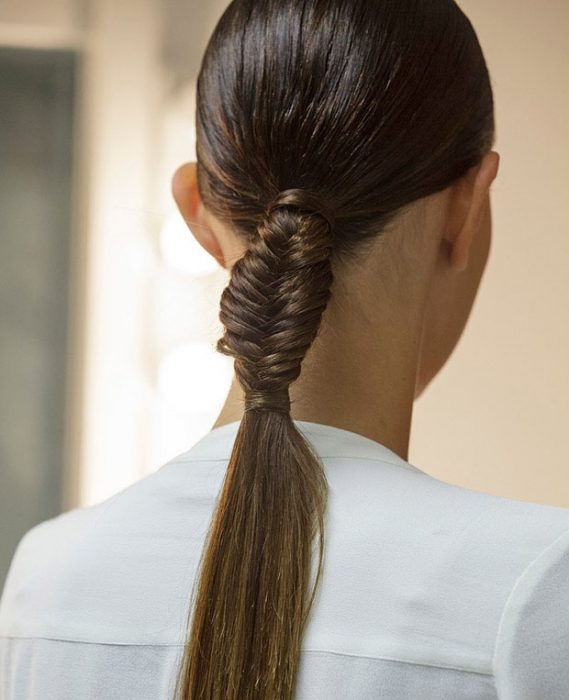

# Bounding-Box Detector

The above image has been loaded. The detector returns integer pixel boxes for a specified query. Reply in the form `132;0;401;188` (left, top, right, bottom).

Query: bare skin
171;152;500;461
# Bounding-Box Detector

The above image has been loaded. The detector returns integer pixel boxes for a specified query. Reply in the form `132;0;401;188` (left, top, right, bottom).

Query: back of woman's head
174;1;494;698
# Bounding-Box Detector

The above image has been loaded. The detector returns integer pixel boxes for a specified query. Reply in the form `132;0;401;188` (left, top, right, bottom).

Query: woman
1;0;569;698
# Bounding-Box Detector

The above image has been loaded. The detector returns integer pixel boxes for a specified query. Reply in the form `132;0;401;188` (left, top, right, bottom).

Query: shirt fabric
1;419;569;699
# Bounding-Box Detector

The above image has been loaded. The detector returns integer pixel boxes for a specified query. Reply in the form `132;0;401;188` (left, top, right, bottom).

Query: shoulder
0;450;193;633
388;467;569;600
0;455;205;645
327;450;569;553
493;524;569;698
324;456;569;666
416;475;569;687
0;496;118;639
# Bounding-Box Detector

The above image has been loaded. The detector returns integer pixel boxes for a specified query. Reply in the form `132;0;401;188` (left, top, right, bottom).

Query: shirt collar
170;419;424;474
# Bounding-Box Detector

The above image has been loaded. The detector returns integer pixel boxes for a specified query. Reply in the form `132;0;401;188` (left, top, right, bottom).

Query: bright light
159;209;219;277
157;341;233;413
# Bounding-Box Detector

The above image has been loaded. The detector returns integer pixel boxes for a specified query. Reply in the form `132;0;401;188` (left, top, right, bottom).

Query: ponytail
174;192;335;698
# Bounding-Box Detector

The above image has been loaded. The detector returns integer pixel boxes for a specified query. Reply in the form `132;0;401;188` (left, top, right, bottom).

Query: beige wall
411;1;569;506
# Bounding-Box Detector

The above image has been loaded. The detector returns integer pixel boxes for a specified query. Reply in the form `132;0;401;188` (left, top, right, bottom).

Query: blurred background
0;0;568;587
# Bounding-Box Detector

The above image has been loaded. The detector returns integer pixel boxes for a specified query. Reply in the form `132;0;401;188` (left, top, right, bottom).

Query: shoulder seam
492;523;569;684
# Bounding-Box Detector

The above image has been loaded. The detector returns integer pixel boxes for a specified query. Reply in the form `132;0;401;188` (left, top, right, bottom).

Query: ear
171;161;226;268
445;151;500;272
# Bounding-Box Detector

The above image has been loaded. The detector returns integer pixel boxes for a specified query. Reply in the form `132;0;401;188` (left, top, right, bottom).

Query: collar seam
169;454;415;470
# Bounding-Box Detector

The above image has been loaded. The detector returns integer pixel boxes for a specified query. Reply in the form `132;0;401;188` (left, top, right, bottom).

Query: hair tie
265;188;335;233
244;390;291;414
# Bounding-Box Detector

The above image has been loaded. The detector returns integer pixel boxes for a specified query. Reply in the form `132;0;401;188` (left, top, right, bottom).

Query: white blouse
1;420;569;699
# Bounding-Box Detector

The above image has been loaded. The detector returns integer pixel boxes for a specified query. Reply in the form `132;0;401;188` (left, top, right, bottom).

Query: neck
212;274;427;462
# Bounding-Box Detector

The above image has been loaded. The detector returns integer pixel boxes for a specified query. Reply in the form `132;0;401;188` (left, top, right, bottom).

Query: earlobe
171;162;226;268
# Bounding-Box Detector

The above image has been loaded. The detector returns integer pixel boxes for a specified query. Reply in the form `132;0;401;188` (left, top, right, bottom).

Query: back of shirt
1;419;569;699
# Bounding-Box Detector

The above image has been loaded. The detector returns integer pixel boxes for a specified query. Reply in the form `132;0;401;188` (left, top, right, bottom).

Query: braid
217;189;335;414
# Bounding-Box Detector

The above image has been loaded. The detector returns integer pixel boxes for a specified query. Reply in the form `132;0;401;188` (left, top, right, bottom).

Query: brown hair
174;1;494;697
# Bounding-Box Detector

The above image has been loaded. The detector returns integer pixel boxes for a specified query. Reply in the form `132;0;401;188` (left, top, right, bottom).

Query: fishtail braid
217;188;335;415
